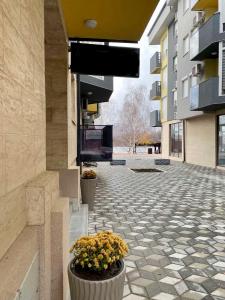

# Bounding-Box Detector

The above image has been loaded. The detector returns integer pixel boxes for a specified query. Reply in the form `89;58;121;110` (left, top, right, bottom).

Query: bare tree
116;86;151;152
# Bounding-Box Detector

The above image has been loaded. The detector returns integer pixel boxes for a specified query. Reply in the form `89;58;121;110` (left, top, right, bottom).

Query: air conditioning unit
193;12;205;28
192;64;202;76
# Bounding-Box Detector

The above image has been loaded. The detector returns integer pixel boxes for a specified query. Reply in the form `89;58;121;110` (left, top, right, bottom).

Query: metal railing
150;81;161;100
80;125;113;162
150;52;161;74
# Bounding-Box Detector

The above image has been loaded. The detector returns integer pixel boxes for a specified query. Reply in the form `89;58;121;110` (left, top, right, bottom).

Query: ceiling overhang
60;0;159;42
191;0;218;11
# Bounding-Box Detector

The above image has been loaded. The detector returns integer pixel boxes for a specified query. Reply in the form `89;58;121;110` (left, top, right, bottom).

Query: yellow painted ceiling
60;0;159;42
192;0;218;10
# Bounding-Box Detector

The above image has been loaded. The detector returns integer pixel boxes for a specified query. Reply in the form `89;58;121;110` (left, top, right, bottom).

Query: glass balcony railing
150;81;161;100
190;77;225;111
150;110;161;127
150;52;161;74
190;13;220;61
190;85;200;110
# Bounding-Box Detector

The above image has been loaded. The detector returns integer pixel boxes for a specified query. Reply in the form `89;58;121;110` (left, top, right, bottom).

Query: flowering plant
70;231;128;272
82;169;96;179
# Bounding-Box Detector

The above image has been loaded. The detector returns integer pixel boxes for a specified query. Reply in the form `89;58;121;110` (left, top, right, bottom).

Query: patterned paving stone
88;159;225;299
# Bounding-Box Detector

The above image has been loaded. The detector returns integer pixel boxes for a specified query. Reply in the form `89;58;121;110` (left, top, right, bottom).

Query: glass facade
170;122;183;157
218;115;225;166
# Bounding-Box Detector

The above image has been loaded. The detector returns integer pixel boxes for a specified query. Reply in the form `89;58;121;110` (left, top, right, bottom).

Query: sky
96;0;166;124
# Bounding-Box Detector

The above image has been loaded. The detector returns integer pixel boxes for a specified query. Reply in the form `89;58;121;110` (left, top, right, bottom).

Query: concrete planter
81;177;96;211
68;260;126;300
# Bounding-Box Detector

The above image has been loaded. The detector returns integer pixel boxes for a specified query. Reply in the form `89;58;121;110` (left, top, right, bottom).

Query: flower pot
68;260;126;300
81;177;96;211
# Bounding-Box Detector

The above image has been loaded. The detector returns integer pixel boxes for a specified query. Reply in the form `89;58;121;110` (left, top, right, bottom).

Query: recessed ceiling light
211;52;217;56
84;19;97;29
88;91;93;95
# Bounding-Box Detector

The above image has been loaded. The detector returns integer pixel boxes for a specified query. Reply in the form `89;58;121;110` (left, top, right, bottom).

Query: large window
173;89;178;119
170;122;183;157
218;115;225;166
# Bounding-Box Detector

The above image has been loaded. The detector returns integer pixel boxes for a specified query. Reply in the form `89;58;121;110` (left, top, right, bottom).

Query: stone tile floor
88;158;225;300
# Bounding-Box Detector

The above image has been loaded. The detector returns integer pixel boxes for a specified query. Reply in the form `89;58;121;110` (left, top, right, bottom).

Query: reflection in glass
170;122;183;158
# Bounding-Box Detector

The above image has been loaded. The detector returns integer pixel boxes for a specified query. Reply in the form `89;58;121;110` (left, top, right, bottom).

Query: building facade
0;0;158;299
149;0;225;168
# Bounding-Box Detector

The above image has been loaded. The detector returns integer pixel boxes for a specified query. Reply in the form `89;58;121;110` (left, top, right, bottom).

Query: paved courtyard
88;158;225;300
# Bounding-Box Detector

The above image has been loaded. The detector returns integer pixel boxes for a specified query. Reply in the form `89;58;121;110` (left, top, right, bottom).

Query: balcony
150;52;161;74
150;81;161;100
191;0;218;11
80;75;113;104
190;77;225;111
190;13;220;61
150;110;161;127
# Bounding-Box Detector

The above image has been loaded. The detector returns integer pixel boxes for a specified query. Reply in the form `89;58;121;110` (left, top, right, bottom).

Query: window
182;77;189;98
173;56;178;72
162;67;168;88
183;35;189;55
183;0;189;13
170;122;183;158
162;35;168;59
218;115;225;166
173;89;178;119
190;74;198;87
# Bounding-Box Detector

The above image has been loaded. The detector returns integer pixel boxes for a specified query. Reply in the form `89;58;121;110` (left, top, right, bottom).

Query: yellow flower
83;253;88;258
103;264;108;270
98;254;103;260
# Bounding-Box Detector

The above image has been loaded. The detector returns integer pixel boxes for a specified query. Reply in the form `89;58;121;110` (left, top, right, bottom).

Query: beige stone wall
45;2;78;170
0;0;45;258
0;1;71;299
67;73;78;167
45;0;68;170
185;114;217;168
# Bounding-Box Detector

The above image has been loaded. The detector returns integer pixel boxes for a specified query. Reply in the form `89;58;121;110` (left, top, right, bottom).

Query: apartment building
149;0;225;168
0;0;158;299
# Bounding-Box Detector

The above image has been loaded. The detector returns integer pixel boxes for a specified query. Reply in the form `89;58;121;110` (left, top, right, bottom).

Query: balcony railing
150;81;161;100
190;77;225;111
150;52;161;74
150;110;161;127
80;125;113;162
190;13;220;61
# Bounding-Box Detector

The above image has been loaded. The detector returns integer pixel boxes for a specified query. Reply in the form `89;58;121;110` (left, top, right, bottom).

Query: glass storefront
170;122;183;158
218;115;225;166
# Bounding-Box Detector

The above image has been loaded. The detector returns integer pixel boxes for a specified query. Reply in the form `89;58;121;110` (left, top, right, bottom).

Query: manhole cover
131;168;163;173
